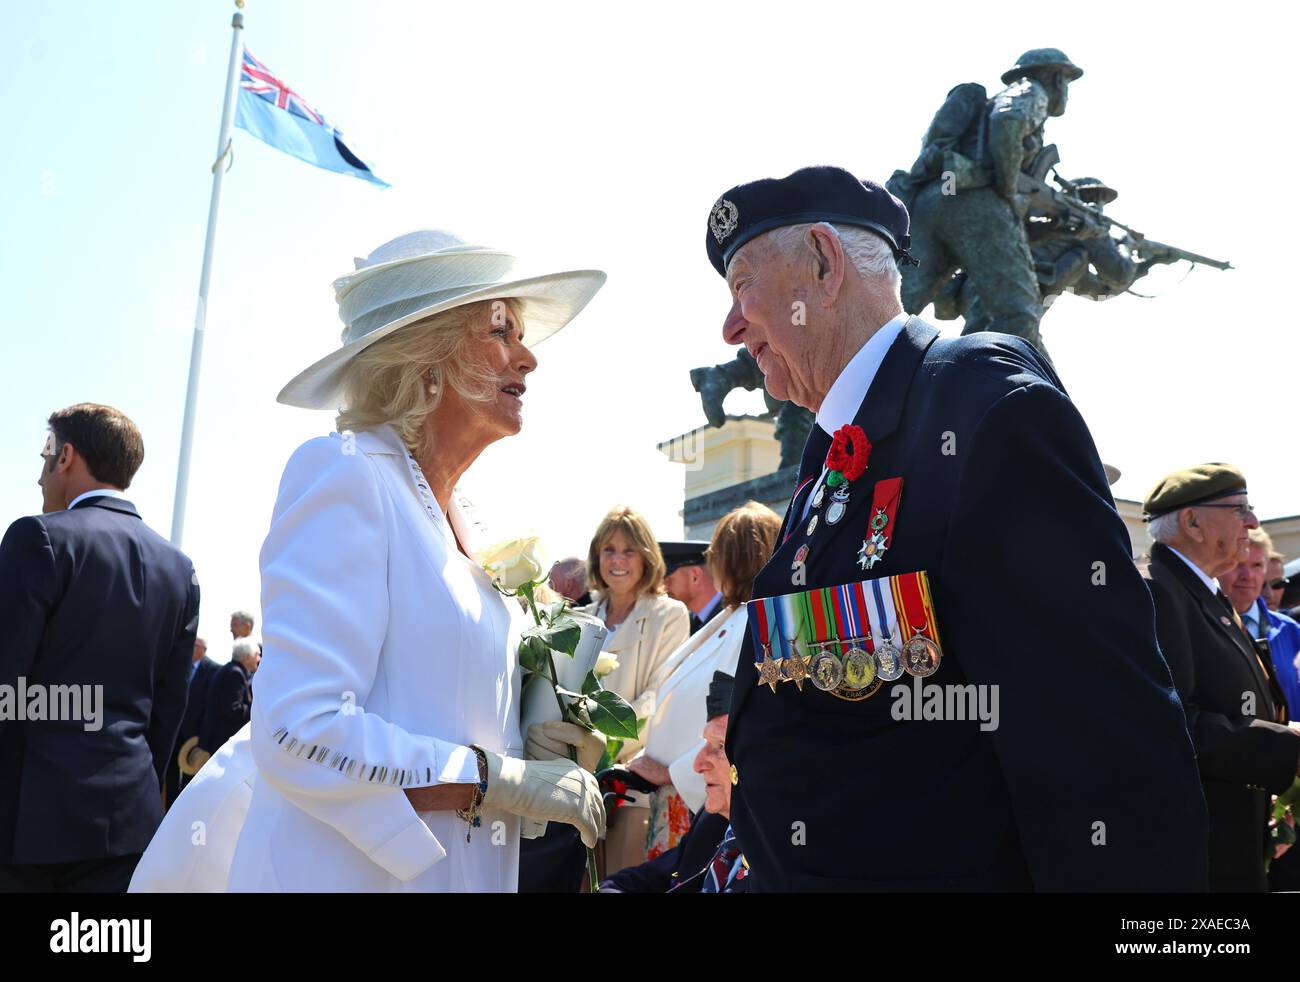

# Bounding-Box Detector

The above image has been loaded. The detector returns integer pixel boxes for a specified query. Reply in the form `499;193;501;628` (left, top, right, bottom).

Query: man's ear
805;223;847;308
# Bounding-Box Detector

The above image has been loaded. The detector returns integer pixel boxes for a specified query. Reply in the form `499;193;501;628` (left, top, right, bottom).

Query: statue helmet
1001;48;1084;85
1070;177;1118;205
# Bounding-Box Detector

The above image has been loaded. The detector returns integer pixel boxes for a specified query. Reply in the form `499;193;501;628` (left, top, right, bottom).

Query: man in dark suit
0;404;199;892
163;637;220;808
661;541;721;635
1142;464;1300;891
179;638;258;778
703;166;1209;891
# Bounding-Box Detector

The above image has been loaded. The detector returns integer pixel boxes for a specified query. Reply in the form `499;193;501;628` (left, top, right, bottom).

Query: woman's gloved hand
480;751;606;847
525;721;606;773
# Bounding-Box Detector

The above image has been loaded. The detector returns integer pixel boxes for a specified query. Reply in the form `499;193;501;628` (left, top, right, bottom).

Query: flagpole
171;3;245;546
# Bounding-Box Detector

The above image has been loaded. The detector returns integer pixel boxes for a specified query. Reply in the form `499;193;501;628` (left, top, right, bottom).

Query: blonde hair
587;506;666;598
333;298;522;456
1247;527;1274;552
706;501;782;607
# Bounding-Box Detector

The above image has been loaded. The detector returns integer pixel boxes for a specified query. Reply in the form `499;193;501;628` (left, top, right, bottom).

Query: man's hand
627;755;672;787
526;721;605;773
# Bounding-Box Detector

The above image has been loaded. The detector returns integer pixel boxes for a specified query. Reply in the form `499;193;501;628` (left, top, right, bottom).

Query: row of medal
749;574;944;696
768;629;942;694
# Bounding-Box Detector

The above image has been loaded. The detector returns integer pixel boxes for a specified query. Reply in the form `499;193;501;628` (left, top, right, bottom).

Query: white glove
481;751;606;847
526;721;606;773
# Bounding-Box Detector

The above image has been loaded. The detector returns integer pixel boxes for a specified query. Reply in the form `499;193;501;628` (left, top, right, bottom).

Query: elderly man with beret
1144;464;1300;891
704;164;1208;891
599;672;746;893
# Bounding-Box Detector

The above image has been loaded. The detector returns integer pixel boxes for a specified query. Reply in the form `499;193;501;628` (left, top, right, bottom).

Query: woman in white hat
216;230;608;892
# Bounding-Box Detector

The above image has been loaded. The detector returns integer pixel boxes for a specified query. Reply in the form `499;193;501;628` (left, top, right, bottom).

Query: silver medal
826;485;850;525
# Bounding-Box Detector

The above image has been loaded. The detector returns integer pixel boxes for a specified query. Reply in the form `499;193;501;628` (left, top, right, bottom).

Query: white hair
766;222;902;293
231;638;260;664
1147;512;1182;545
231;609;255;627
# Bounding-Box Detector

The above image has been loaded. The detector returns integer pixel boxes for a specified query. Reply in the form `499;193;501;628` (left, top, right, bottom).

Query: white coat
223;424;525;892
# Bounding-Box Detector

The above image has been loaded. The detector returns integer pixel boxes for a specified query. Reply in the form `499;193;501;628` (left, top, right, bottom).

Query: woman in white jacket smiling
223;230;608;892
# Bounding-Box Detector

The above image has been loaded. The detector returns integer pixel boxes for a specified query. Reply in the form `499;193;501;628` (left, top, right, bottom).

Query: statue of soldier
889;48;1084;355
933;177;1180;340
1032;178;1179;301
690;353;813;470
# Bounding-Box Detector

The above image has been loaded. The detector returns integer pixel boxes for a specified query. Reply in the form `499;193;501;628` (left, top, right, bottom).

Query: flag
235;48;388;187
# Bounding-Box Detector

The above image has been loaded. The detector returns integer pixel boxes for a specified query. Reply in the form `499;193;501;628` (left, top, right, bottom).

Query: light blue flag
235;48;388;188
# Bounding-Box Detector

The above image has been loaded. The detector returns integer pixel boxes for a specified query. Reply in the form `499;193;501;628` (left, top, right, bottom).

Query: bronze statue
933;173;1223;336
889;48;1084;355
690;352;812;469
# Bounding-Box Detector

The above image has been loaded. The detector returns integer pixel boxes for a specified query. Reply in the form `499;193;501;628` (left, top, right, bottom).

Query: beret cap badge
709;198;739;244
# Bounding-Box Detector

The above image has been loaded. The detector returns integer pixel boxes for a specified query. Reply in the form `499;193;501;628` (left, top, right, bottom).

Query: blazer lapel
851;316;939;446
1152;545;1275;709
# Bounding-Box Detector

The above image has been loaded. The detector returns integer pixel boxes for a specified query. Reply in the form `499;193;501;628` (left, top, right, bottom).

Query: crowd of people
3;167;1300;894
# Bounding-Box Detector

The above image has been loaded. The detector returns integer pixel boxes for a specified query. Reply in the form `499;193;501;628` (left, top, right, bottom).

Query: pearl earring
427;369;440;396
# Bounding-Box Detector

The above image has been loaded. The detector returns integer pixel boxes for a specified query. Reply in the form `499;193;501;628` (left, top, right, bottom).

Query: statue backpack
886;82;990;210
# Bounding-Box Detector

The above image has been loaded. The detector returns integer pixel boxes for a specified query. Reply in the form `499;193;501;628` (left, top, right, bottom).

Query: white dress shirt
800;312;907;523
67;488;123;510
226;424;525;892
1167;545;1220;597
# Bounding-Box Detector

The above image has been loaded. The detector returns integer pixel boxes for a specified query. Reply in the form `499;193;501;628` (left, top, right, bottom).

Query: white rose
594;652;619;678
479;536;547;592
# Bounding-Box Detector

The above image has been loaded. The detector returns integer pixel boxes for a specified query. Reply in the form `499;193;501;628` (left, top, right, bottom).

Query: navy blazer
199;660;252;755
0;495;199;864
727;317;1210;891
1146;543;1299;891
601;810;730;893
165;655;220;805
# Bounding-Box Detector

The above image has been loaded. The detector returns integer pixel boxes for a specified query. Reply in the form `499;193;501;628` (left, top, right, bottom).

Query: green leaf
580;670;602;697
543;616;582;657
587;689;639;740
518;635;550;674
544;600;569;624
636;715;648;738
596;736;624;773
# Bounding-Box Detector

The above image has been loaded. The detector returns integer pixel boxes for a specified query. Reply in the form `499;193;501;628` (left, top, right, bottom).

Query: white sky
4;1;1296;660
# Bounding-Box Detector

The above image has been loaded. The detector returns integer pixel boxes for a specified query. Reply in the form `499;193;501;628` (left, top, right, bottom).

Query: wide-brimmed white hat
277;229;606;409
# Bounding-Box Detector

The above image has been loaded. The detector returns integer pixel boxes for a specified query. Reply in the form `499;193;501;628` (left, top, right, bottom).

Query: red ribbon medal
857;477;902;571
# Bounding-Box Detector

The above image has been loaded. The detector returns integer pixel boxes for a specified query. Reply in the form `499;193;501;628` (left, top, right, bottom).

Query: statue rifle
1015;170;1233;271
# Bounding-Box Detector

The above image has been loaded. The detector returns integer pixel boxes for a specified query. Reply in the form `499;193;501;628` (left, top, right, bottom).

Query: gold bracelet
455;746;490;843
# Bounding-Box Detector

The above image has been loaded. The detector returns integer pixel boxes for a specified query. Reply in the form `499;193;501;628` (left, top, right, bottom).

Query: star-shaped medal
755;647;784;692
857;530;888;570
783;648;813;691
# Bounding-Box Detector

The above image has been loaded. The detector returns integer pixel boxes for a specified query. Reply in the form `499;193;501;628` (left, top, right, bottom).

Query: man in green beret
1143;463;1300;891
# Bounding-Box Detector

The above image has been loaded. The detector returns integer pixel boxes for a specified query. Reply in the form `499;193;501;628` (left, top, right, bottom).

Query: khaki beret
1143;462;1248;520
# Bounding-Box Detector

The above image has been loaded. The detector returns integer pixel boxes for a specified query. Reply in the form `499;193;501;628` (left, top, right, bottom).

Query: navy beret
705;165;915;278
706;671;734;721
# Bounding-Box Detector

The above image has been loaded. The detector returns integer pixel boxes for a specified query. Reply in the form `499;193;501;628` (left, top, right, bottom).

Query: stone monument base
659;415;793;539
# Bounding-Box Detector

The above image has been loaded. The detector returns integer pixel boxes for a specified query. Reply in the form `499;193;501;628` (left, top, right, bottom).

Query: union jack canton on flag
235;48;388;187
